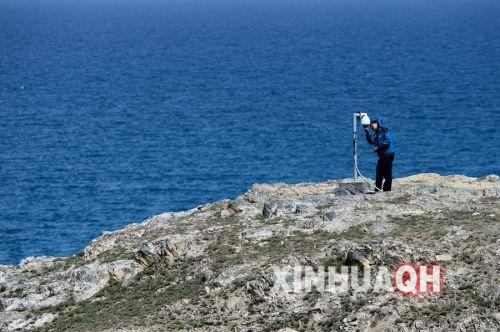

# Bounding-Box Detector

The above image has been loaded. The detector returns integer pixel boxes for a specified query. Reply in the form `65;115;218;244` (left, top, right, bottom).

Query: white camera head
360;113;371;127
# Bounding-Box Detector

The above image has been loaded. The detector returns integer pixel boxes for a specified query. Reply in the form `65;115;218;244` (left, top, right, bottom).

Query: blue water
1;0;499;265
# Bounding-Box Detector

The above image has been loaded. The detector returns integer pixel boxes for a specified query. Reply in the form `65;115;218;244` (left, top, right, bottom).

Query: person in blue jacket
364;118;395;191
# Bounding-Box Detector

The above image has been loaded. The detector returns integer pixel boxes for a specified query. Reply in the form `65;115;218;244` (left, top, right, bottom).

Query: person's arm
365;128;374;145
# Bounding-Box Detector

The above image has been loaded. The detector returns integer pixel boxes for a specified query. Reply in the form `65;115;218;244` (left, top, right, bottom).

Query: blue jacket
365;119;395;158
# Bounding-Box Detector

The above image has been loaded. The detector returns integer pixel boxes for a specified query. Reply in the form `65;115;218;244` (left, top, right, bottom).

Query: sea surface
1;0;499;264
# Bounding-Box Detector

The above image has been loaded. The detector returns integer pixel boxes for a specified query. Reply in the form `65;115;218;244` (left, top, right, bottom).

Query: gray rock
346;249;371;266
263;202;277;219
220;208;235;218
239;227;275;242
32;313;57;328
322;211;336;221
135;234;202;266
18;257;58;272
200;267;214;282
247;280;266;300
1;173;499;330
226;296;246;311
333;189;351;197
70;260;141;302
485;174;499;182
294;205;308;214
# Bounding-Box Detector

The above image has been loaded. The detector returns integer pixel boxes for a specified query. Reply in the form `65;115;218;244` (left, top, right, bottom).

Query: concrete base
336;181;371;195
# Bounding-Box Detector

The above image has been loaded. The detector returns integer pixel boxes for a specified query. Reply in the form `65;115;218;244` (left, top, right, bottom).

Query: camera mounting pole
353;113;359;181
352;112;370;181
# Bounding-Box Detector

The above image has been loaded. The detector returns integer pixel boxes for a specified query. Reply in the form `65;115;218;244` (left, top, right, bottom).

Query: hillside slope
0;174;499;331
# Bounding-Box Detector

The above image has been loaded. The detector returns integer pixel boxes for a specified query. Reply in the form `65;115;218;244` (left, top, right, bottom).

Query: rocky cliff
0;174;499;331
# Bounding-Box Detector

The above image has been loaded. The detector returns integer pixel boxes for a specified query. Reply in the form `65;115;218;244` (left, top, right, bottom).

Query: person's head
370;120;379;131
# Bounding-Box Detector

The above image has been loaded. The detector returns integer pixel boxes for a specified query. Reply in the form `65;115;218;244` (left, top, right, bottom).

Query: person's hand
364;126;370;133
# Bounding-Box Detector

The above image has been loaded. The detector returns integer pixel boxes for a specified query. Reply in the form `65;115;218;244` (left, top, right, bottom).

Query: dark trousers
376;154;395;191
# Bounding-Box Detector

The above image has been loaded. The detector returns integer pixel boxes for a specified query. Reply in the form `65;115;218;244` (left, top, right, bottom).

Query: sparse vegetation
96;249;134;263
40;257;205;331
321;254;345;269
388;209;499;241
389;194;412;204
5;176;499;331
64;251;85;267
41;262;65;274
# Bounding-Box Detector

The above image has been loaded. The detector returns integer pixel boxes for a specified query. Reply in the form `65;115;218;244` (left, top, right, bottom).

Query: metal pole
353;113;358;181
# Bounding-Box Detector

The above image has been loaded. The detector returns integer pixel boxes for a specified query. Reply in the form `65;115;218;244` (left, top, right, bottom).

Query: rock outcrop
0;174;498;331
